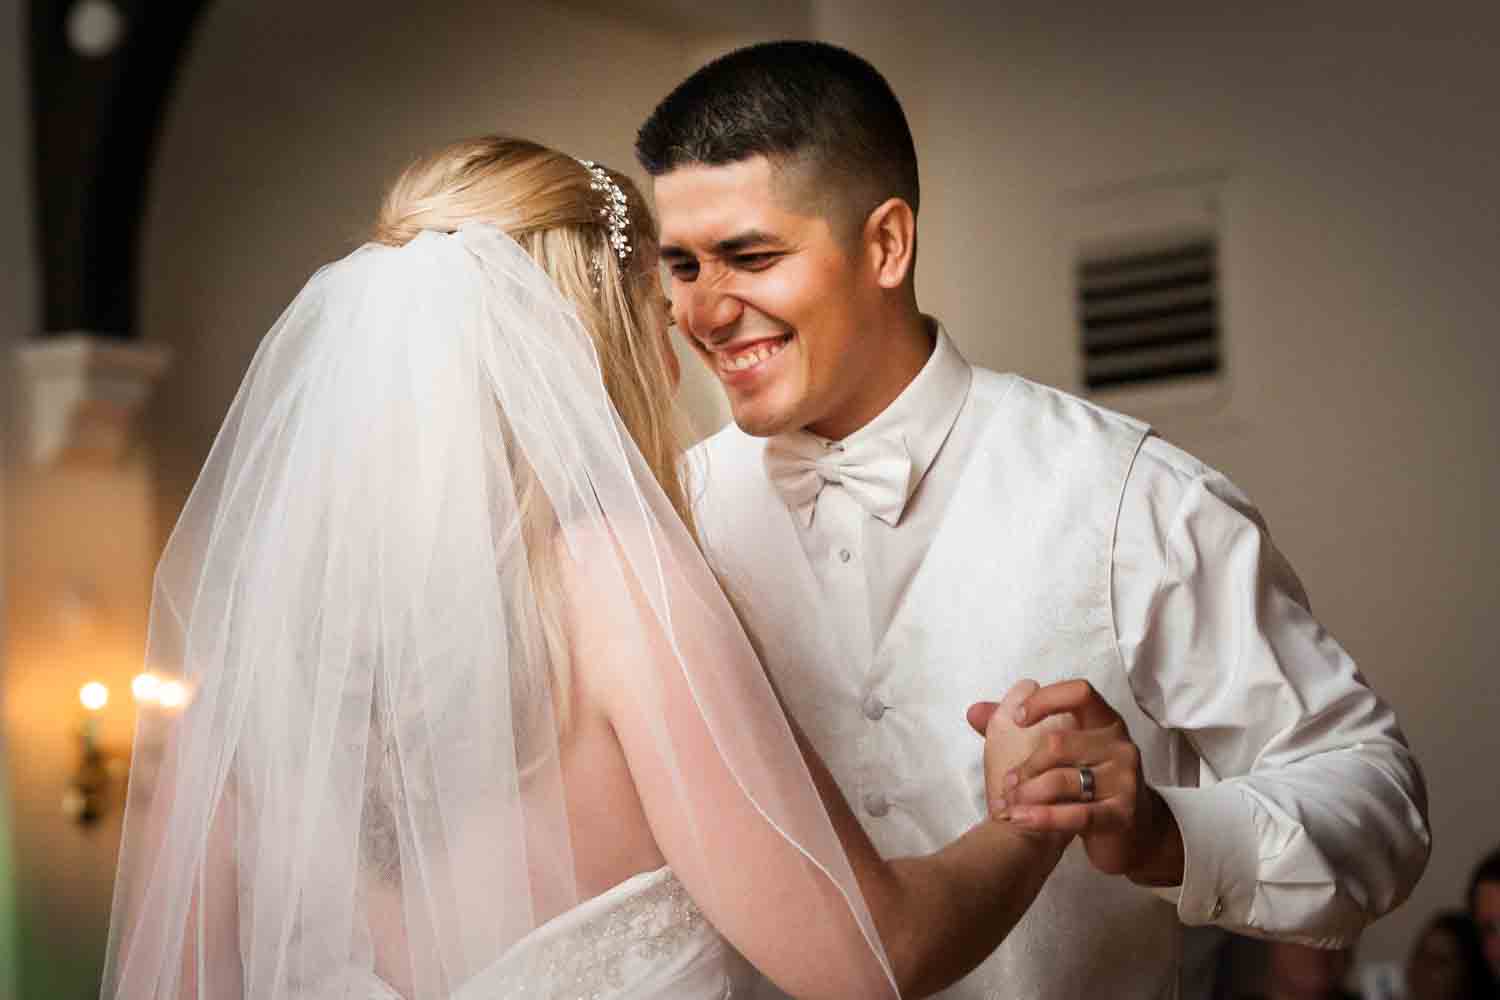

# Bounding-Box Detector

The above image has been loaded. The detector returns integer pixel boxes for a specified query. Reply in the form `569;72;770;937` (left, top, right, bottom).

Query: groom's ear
863;197;917;290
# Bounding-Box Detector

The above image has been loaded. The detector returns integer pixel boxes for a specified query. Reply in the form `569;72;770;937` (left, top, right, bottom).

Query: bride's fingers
999;678;1042;710
967;701;999;736
1008;799;1125;835
1008;803;1116;833
969;679;1042;737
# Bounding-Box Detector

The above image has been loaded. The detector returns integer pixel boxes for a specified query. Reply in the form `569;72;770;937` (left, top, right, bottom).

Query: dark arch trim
29;0;213;337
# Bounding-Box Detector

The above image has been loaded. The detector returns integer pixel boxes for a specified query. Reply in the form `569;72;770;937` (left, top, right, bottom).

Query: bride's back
374;137;685;904
553;662;666;900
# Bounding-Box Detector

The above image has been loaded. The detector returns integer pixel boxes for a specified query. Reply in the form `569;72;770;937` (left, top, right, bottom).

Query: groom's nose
677;280;744;346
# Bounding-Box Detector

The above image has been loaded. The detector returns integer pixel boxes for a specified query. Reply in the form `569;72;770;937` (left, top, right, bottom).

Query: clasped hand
969;679;1184;887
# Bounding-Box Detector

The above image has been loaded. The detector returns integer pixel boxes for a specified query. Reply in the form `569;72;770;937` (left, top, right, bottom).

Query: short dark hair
1417;911;1498;997
1471;847;1500;913
635;41;919;233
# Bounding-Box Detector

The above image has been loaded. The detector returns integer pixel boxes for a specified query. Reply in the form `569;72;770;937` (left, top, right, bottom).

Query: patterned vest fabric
693;373;1191;1000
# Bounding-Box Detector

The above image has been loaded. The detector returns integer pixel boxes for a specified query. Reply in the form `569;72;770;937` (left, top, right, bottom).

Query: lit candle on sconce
132;672;189;711
79;680;108;752
66;681;112;824
80;680;109;710
131;672;160;704
156;679;188;710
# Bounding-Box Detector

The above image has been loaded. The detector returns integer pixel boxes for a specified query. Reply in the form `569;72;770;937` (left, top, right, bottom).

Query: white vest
693;373;1193;999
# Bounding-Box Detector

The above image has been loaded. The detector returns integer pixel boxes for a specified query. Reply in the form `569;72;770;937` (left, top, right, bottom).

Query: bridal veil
100;223;897;998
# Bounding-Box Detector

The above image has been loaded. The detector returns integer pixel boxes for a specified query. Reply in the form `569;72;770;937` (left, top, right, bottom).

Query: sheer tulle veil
100;221;897;997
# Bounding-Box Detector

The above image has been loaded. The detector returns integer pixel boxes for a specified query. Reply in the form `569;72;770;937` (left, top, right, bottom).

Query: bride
101;136;1068;999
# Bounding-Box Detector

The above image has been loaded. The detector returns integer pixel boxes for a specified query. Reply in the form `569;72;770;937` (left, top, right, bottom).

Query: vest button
862;792;890;818
862;693;887;720
838;548;852;563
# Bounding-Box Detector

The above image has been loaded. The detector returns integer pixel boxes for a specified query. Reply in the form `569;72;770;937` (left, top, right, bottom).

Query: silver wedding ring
1077;765;1096;803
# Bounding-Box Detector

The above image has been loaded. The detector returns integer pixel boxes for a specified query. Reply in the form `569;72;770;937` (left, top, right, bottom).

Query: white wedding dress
350;868;755;1000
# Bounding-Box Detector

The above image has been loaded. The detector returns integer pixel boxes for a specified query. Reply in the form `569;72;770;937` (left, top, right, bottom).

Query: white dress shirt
754;323;1429;946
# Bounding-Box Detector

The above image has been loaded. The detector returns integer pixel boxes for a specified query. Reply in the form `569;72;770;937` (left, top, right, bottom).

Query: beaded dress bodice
353;867;752;999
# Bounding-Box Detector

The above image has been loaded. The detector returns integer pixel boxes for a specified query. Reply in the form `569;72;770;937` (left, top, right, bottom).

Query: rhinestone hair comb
578;159;632;290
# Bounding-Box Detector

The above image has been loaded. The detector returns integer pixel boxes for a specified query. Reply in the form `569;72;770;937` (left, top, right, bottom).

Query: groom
638;41;1430;998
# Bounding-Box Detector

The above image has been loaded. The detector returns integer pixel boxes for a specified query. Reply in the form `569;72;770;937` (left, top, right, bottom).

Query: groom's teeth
721;337;788;373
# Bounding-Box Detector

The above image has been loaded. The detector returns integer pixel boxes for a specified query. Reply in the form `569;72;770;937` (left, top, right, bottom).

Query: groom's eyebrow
660;231;783;262
712;231;782;255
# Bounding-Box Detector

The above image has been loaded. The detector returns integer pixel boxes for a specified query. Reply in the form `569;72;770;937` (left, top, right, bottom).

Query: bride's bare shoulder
551;516;699;598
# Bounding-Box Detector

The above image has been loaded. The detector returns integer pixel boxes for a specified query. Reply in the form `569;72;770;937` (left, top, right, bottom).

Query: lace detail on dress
479;869;713;999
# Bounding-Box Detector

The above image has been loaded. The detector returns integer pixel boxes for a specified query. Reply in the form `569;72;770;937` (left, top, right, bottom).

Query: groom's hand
969;679;1185;887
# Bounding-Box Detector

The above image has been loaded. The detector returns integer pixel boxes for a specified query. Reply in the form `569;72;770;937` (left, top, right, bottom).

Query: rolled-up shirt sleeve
1112;437;1430;946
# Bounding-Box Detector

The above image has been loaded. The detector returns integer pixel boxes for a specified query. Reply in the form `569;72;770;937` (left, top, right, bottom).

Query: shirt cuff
1154;783;1264;928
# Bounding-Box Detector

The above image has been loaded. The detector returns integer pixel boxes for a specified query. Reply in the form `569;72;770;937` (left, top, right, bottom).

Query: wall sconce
63;673;189;825
63;681;118;825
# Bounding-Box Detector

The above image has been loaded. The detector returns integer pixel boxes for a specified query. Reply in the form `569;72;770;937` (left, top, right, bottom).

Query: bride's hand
967;681;1077;826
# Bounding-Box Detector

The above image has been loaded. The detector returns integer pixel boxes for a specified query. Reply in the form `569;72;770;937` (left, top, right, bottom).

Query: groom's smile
712;333;793;377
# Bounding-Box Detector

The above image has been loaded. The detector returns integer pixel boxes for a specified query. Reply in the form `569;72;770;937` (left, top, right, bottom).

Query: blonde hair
374;136;691;736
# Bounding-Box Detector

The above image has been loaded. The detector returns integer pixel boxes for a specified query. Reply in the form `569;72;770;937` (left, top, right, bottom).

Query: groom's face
655;156;874;439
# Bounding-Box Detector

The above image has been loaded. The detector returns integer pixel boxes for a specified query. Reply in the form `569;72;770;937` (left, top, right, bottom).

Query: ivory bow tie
764;433;913;527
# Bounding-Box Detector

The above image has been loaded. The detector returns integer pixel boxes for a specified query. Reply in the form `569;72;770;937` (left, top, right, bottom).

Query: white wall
812;0;1500;971
143;0;738;523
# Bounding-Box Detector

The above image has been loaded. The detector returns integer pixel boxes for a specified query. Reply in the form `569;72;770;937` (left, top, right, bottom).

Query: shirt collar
780;318;973;522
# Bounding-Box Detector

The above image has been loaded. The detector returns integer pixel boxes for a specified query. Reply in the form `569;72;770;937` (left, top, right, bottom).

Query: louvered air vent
1078;239;1220;392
